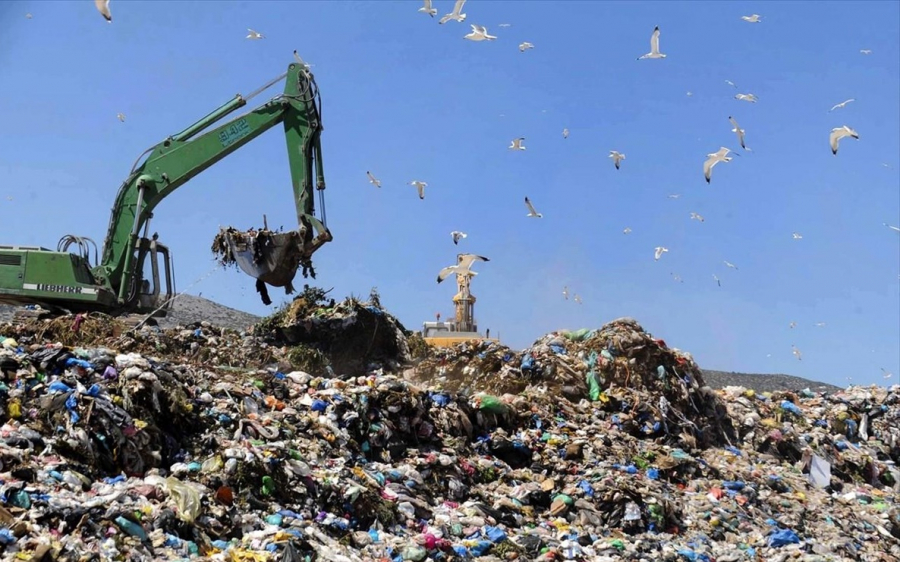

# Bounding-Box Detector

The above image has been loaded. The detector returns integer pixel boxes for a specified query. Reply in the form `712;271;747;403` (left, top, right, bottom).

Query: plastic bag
478;395;507;414
165;477;201;523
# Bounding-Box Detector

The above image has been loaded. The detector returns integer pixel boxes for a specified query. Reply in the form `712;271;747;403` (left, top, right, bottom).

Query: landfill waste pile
0;303;897;561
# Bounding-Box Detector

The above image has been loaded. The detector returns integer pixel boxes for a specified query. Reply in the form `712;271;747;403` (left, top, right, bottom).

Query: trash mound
0;323;898;560
410;317;737;449
1;312;128;348
255;287;411;377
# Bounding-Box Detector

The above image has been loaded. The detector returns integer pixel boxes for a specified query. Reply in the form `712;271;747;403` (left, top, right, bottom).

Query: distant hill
0;299;840;392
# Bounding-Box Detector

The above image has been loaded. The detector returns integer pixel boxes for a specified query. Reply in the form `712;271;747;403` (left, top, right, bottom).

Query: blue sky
1;1;898;387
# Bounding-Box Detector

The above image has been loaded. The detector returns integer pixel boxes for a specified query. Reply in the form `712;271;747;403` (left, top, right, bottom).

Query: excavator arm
93;61;330;304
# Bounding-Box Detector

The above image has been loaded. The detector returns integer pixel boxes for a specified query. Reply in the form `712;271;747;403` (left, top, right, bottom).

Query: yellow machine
421;255;498;347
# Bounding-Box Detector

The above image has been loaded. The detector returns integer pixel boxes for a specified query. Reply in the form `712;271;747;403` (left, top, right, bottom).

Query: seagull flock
50;1;895;375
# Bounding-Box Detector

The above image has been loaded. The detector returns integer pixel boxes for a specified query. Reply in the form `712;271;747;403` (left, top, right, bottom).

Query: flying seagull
95;0;111;22
573;294;582;304
690;212;705;222
686;91;693;97
409;180;428;199
728;116;748;150
509;137;526;150
498;23;511;28
829;99;855;112
609;151;625;170
789;321;797;328
667;194;681;199
792;232;803;239
623;227;632;234
792;345;802;361
436;253;489;284
713;274;721;287
725;80;737;88
519;42;534;52
860;49;872;55
815;322;826;327
418;0;437;17
25;13;32;19
741;14;762;23
724;260;738;270
451;231;467;245
830;125;859;155
703;147;739;183
366;171;381;188
562;128;569;139
247;29;264;40
638;26;666;60
654;246;669;261
884;223;900;232
671;273;684;283
117;113;125;122
439;0;467;24
525;197;543;218
562;286;569;300
464;24;497;41
883;368;895;380
735;93;758;103
293;51;313;70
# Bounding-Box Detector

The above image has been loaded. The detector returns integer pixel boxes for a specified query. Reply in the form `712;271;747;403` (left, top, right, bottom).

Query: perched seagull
741;14;762;23
690;212;705;222
609;151;626;170
418;0;437;17
436;253;489;284
734;93;758;103
829;99;855;112
366;171;381;188
638;26;666;60
830;125;859;155
562;286;569;300
703;147;739;183
409;180;428;200
562;128;569;139
884;223;900;232
524;197;543;218
860;49;872;55
792;232;803;239
247;29;264;40
519;42;534;52
623;227;632;234
95;0;111;22
725;79;737;88
667;194;681;199
509;137;526;150
439;0;467;24
464;24;497;41
117;113;125;122
573;294;583;304
724;260;738;270
728;116;748;150
713;274;721;287
792;345;802;361
450;231;467;245
654;246;669;261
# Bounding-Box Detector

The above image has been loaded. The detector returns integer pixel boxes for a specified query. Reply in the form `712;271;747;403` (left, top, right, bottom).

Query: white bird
815;322;826;327
451;231;467;245
792;232;803;239
519;42;534;52
436;253;489;284
117;113;125;122
884;223;900;232
25;13;32;19
623;227;632;234
830;125;859;155
686;91;693;97
829;99;855;112
789;321;797;328
654;247;668;261
439;0;467;24
418;0;437;17
724;260;738;270
498;23;511;28
524;197;543;218
366;171;381;188
883;368;895;380
713;274;721;287
667;194;681;199
671;273;683;283
728;116;748;150
509;137;526;150
638;26;666;60
464;24;497;41
609;151;625;170
792;345;802;361
725;79;737;88
573;294;582;304
703;147;738;184
94;0;111;22
247;29;264;40
409;180;428;200
562;286;569;300
562;128;569;139
293;50;313;70
741;14;762;23
690;212;704;222
860;49;872;55
734;93;758;103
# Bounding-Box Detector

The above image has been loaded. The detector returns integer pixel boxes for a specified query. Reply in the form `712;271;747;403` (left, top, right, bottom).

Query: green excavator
0;60;332;321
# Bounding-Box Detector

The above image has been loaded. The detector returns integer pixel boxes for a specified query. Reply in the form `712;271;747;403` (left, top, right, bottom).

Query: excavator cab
128;234;174;315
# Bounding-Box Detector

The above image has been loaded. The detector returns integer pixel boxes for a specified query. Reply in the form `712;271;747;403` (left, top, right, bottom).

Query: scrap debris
0;301;896;561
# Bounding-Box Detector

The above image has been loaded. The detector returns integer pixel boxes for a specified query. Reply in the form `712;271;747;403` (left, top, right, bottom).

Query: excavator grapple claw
214;227;310;304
